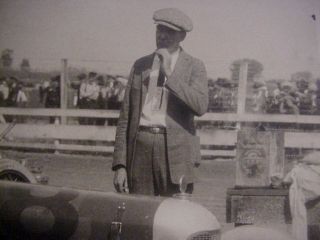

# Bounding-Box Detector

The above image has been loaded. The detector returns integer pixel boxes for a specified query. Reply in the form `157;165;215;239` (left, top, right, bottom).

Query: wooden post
237;61;248;115
60;59;68;124
54;116;60;154
236;61;248;130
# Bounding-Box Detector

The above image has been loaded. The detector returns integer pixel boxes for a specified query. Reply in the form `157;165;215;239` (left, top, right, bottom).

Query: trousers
130;129;193;196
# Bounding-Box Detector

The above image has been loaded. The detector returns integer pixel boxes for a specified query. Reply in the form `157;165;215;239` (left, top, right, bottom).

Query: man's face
156;25;185;53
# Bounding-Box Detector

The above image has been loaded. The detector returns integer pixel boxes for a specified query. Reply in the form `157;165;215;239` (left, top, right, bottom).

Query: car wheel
0;158;36;183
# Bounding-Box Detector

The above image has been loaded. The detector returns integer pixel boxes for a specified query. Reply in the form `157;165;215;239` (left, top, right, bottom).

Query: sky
0;0;320;80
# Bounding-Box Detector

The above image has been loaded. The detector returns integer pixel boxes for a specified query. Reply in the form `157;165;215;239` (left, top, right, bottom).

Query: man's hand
113;167;129;193
155;48;172;77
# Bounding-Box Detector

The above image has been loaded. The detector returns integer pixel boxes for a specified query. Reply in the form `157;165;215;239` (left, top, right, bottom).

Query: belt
138;125;166;134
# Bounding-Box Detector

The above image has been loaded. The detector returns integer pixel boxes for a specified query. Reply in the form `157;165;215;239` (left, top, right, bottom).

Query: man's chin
156;43;168;49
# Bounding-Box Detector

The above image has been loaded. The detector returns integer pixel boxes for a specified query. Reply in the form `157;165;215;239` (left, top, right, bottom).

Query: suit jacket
112;49;208;185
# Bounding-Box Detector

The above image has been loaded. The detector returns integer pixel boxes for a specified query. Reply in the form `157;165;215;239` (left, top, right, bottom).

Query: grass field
1;150;236;232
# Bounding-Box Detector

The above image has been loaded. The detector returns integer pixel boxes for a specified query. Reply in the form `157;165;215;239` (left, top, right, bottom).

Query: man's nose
157;31;168;39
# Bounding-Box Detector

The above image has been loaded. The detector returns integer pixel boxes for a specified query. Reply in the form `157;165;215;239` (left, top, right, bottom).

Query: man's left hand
156;48;172;77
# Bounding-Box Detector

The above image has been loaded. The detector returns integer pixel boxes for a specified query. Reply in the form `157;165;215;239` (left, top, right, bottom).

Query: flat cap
153;8;193;32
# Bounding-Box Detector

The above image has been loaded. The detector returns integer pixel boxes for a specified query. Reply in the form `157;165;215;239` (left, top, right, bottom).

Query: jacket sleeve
112;67;134;170
165;58;208;116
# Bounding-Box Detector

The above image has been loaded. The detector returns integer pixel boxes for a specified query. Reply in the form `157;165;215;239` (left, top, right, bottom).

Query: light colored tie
144;54;161;111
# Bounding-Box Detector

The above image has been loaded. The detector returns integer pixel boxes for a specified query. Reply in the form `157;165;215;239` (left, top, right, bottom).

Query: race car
0;180;221;240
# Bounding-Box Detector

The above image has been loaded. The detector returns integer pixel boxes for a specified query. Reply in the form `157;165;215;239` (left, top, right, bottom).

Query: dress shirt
140;48;180;127
80;82;100;100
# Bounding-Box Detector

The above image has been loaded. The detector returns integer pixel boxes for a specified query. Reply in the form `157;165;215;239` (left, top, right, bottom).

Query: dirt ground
1;150;235;232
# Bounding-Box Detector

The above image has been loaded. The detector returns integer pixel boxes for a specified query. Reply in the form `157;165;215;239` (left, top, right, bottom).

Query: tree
230;58;264;82
20;58;31;71
1;49;14;68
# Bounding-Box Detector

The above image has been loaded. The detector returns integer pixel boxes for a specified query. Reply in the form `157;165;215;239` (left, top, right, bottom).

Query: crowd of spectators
75;72;126;126
249;79;320;115
208;78;238;113
207;77;320;115
2;73;320;125
0;76;28;122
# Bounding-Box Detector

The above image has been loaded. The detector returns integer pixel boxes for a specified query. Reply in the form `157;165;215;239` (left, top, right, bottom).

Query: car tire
0;158;36;183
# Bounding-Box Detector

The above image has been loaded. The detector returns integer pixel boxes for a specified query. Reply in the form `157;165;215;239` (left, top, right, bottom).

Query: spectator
96;75;108;126
75;73;87;107
282;151;320;240
78;72;99;125
115;78;126;104
16;82;28;108
76;73;87;124
5;77;20;122
107;77;123;126
279;82;299;114
308;83;317;115
316;79;320;114
15;82;28;123
296;79;313;114
266;82;282;113
0;78;9;107
251;81;268;113
39;79;50;104
208;81;223;112
44;75;60;123
215;78;233;112
6;77;19;107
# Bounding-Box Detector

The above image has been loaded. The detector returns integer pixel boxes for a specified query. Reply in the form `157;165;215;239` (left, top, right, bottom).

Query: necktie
144;54;161;108
157;70;165;87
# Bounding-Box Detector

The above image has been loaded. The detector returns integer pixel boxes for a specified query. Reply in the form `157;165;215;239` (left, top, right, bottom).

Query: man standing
112;8;208;196
79;72;99;125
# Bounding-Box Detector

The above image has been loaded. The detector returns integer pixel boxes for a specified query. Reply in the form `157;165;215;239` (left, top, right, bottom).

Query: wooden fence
1;107;320;158
1;59;318;157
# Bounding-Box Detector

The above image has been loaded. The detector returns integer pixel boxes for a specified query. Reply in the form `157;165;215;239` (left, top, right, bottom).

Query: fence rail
1;108;320;158
2;108;320;124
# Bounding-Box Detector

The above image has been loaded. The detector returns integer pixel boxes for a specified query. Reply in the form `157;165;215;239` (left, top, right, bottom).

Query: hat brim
154;20;183;31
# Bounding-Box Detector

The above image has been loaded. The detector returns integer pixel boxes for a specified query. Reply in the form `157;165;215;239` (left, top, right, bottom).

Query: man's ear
179;31;186;42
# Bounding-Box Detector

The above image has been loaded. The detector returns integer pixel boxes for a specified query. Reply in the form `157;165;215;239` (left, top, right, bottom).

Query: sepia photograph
0;0;320;239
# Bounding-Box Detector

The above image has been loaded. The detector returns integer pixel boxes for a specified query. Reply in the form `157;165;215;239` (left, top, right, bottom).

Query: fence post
236;61;248;130
54;117;60;154
60;59;68;124
237;61;248;115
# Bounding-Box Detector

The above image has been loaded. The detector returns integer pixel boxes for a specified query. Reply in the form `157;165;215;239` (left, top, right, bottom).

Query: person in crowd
115;76;126;103
6;77;19;107
4;77;20;122
15;82;28;123
216;78;234;112
279;81;299;114
281;151;320;240
308;83;318;115
75;73;87;107
96;75;108;126
76;73;88;124
251;81;268;113
0;77;9;107
16;82;28;108
44;75;61;123
296;79;313;115
78;72;99;125
107;76;120;126
208;80;223;112
316;79;320;114
39;79;50;104
0;78;9;123
112;8;208;196
268;82;282;113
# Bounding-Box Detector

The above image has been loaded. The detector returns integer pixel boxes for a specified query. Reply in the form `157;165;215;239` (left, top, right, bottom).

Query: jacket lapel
168;49;191;84
140;50;191;107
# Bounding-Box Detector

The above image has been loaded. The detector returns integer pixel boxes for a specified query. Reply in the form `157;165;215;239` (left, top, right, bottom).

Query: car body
0;180;221;240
